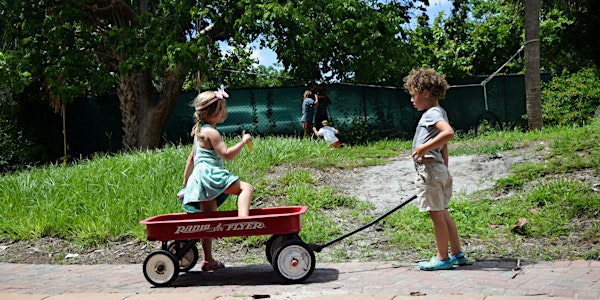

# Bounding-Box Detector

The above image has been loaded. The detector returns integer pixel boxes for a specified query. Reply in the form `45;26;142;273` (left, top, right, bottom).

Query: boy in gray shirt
404;68;467;270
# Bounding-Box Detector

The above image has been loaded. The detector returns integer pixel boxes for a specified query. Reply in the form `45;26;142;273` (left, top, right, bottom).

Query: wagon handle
309;194;417;252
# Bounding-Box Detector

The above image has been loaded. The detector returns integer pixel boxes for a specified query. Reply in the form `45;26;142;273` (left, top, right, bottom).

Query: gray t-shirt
412;106;449;164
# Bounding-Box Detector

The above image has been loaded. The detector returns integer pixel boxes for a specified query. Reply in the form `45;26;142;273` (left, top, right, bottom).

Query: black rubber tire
167;241;199;272
265;234;284;265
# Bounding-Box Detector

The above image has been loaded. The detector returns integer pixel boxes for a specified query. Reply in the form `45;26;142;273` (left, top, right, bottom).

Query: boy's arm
441;143;449;167
312;127;320;137
412;120;454;161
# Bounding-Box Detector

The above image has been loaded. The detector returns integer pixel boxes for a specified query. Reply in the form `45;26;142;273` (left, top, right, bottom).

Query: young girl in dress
181;88;254;271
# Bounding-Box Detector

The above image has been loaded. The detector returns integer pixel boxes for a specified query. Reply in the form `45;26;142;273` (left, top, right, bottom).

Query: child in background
403;68;467;271
312;120;340;148
181;88;254;271
301;89;318;139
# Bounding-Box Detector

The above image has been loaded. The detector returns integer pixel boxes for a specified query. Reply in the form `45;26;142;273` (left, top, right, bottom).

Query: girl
181;88;254;271
300;89;318;139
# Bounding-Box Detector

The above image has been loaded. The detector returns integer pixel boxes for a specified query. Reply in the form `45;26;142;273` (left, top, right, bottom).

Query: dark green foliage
0;118;35;173
541;67;600;127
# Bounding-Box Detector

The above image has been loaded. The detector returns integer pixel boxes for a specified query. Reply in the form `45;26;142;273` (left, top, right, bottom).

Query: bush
0;117;36;173
542;67;600;127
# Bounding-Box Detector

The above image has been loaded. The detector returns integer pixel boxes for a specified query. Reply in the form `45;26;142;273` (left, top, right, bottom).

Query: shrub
541;67;600;127
0;117;36;173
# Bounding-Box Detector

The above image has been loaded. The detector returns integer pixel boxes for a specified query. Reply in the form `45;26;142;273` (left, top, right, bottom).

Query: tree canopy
0;0;422;150
1;0;598;155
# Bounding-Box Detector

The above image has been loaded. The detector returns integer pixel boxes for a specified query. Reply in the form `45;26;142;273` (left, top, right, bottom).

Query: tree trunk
524;0;542;130
117;65;187;150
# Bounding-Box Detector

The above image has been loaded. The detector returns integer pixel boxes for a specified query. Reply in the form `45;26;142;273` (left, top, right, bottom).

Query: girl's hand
241;130;252;144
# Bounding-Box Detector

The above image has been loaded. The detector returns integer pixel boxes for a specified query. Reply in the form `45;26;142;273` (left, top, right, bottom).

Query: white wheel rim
145;253;176;284
169;243;194;269
276;245;311;280
179;249;194;268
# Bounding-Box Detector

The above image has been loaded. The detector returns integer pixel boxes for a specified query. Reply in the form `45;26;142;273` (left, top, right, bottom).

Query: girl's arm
412;120;454;160
182;147;194;186
208;129;252;161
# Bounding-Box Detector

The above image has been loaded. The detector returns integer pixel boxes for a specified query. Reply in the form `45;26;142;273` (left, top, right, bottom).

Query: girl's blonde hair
403;68;449;101
301;89;314;103
190;91;227;138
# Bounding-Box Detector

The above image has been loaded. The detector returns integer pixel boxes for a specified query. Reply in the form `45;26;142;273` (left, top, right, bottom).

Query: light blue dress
182;125;239;213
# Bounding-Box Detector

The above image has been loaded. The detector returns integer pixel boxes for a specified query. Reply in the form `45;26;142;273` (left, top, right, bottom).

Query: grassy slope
1;120;598;261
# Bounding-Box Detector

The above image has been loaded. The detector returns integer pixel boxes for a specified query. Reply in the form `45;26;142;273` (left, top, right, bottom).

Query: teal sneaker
450;252;468;265
418;256;453;271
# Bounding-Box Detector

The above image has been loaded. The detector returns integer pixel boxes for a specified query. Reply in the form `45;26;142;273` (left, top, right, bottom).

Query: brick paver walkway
0;260;598;299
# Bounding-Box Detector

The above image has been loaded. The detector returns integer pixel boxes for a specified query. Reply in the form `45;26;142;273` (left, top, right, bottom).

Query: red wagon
139;206;315;286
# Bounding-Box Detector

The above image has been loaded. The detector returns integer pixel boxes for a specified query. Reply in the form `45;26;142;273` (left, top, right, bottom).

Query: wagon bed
140;206;307;241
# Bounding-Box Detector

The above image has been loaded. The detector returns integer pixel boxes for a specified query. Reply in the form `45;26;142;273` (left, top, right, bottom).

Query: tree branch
194;23;228;41
71;0;138;26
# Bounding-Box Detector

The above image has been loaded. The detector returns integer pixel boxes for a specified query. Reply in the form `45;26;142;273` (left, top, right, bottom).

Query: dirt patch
1;141;597;265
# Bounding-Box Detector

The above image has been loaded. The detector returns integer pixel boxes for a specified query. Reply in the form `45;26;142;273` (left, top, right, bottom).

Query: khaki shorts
415;162;452;212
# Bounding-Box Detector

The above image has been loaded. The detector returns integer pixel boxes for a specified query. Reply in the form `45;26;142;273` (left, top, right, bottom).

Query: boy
312;120;340;147
403;68;467;270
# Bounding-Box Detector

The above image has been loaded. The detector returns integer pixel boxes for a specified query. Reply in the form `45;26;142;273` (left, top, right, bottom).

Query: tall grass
0;137;403;244
1;120;599;261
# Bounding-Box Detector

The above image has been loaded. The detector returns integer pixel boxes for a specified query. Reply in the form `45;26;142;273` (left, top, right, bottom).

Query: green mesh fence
67;74;534;156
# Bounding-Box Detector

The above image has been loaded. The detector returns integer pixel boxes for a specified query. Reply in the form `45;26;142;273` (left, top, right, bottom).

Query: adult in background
314;87;332;130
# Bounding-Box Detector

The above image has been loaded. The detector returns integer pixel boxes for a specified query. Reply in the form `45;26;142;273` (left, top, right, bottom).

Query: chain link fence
67;74;534;156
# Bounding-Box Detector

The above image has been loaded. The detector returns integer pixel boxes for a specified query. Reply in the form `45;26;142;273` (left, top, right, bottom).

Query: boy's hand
412;144;427;160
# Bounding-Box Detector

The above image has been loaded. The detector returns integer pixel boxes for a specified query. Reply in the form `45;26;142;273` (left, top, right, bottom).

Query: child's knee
241;181;253;193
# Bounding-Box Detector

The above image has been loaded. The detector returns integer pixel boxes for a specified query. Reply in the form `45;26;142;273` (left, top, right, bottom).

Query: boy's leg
444;209;462;256
429;210;450;261
199;200;218;261
224;180;253;217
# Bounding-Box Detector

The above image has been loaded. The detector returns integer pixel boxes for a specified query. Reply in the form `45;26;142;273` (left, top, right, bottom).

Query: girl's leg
302;121;311;139
199;200;218;262
429;210;450;261
224;180;253;217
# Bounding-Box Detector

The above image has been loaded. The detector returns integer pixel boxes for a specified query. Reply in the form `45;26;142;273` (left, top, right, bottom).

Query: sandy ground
331;143;548;214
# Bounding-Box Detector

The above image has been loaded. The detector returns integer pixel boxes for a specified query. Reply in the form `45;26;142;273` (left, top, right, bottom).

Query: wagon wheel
272;240;315;283
265;235;284;265
167;241;199;272
143;250;180;287
266;234;302;265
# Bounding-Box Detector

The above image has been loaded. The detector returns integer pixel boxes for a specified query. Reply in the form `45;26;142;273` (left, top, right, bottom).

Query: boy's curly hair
403;68;449;101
